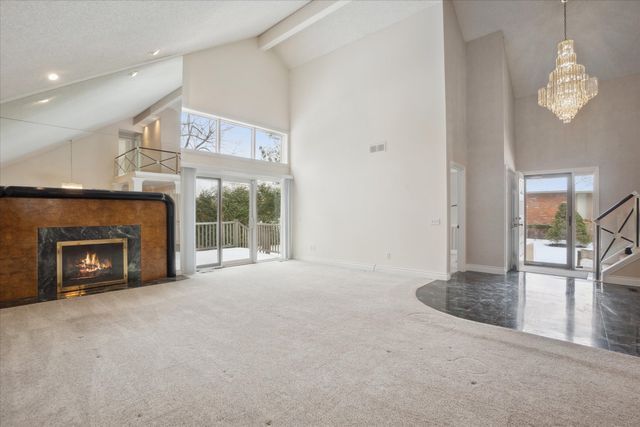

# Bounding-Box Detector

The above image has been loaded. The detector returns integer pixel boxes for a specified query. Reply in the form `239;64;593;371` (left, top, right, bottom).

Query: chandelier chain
564;0;567;40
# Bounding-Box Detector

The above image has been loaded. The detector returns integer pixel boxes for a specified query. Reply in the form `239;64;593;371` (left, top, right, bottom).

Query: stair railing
594;191;639;281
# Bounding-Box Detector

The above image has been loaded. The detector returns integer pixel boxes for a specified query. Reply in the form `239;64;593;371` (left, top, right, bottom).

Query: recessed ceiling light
36;98;50;104
129;71;139;77
47;73;59;81
150;49;160;56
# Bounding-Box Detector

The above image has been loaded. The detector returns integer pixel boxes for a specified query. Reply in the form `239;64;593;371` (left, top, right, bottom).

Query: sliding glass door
194;177;284;270
524;174;572;268
195;177;221;268
256;180;281;261
221;181;251;265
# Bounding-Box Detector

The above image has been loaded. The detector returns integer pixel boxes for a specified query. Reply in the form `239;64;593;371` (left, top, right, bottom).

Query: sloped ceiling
453;0;640;98
273;0;439;69
1;58;182;164
0;0;308;102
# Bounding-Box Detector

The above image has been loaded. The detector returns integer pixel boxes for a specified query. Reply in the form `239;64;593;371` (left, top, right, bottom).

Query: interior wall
443;0;467;168
141;106;180;153
0;120;140;189
182;38;289;132
443;0;468;273
516;73;640;210
290;5;449;278
160;105;181;152
465;31;514;271
142;119;161;149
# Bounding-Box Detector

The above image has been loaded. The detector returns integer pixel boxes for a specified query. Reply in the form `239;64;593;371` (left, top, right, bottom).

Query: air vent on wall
369;142;387;154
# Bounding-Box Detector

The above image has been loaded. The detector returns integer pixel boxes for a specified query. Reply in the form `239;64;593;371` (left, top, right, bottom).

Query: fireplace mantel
0;186;176;306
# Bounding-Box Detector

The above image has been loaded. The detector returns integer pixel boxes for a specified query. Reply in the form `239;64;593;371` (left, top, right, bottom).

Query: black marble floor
416;271;640;357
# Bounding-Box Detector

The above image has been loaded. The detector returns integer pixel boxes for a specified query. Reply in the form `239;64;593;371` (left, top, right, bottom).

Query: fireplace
57;238;128;294
37;225;141;301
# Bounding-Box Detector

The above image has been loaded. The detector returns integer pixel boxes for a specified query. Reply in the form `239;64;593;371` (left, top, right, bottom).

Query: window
181;110;286;163
219;120;252;159
181;112;217;152
255;130;282;163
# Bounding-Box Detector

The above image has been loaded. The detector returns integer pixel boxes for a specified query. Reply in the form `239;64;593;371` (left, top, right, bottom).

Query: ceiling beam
133;87;182;126
258;0;351;51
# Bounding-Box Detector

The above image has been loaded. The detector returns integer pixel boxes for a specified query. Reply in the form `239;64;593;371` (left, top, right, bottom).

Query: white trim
465;264;507;275
449;162;466;274
520;264;589;279
602;250;639;275
519;166;599;272
604;275;640;287
295;256;448;280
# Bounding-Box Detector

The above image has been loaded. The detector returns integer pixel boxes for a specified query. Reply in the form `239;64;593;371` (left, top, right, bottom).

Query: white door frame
450;162;466;273
518;166;599;274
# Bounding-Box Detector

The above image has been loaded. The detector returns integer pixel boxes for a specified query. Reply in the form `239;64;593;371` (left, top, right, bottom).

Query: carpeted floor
1;261;639;425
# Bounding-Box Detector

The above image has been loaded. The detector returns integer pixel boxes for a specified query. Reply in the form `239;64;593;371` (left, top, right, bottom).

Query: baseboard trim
294;256;449;280
604;275;640;287
373;264;450;281
465;264;507;275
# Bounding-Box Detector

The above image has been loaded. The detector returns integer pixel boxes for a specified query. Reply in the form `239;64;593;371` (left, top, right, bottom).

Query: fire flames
77;251;112;275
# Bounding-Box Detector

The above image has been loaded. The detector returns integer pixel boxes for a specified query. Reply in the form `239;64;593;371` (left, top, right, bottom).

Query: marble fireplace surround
38;225;142;301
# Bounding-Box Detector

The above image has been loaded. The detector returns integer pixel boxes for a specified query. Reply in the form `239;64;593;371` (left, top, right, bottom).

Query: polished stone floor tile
416;271;640;357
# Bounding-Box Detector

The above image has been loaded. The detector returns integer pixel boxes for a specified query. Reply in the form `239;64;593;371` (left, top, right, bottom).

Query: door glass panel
195;178;220;267
574;174;595;270
257;180;281;261
222;181;251;263
525;175;570;267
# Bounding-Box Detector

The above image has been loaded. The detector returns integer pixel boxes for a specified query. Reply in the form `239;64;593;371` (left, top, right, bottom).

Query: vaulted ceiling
0;58;182;164
0;0;308;102
453;0;640;98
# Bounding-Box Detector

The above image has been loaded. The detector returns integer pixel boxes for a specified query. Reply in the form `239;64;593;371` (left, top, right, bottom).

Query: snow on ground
528;239;593;268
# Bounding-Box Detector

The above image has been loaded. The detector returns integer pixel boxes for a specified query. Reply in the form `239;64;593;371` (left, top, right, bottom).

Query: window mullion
251;127;256;160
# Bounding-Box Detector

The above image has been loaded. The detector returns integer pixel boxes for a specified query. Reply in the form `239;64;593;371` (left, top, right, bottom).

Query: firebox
56;238;128;294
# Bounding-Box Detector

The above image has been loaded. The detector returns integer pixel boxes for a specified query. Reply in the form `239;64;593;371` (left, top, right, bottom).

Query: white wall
160;105;181;152
516;73;640;210
465;31;514;271
183;38;290;133
443;0;467;168
290;5;449;278
0;120;140;189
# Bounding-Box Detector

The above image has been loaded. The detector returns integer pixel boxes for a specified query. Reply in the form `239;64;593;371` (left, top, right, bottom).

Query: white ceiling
274;1;438;69
453;0;640;98
0;0;308;102
0;58;182;164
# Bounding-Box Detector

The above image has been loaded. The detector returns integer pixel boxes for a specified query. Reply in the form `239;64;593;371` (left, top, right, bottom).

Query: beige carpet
1;261;639;426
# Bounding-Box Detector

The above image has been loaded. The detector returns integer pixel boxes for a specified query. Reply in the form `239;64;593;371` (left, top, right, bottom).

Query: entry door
524;174;572;268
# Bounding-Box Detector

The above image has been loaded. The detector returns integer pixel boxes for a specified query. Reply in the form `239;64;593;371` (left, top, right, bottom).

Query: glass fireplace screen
56;238;128;293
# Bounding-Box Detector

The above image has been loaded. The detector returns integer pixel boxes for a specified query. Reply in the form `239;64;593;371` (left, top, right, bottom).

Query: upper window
181;112;217;152
181;110;285;163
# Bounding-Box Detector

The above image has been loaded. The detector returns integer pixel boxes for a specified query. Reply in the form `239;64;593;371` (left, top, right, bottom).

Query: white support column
281;178;292;260
131;177;143;192
181;167;196;275
250;180;257;263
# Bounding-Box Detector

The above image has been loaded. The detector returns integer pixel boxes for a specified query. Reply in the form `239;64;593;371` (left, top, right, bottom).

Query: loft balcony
114;146;181;177
113;147;181;192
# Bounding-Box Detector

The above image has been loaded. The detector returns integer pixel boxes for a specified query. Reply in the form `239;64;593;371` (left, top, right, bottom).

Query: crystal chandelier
538;0;598;123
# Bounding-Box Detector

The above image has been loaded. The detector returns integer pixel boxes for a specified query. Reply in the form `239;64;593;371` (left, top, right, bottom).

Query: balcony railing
594;191;639;281
195;221;280;255
115;147;180;176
